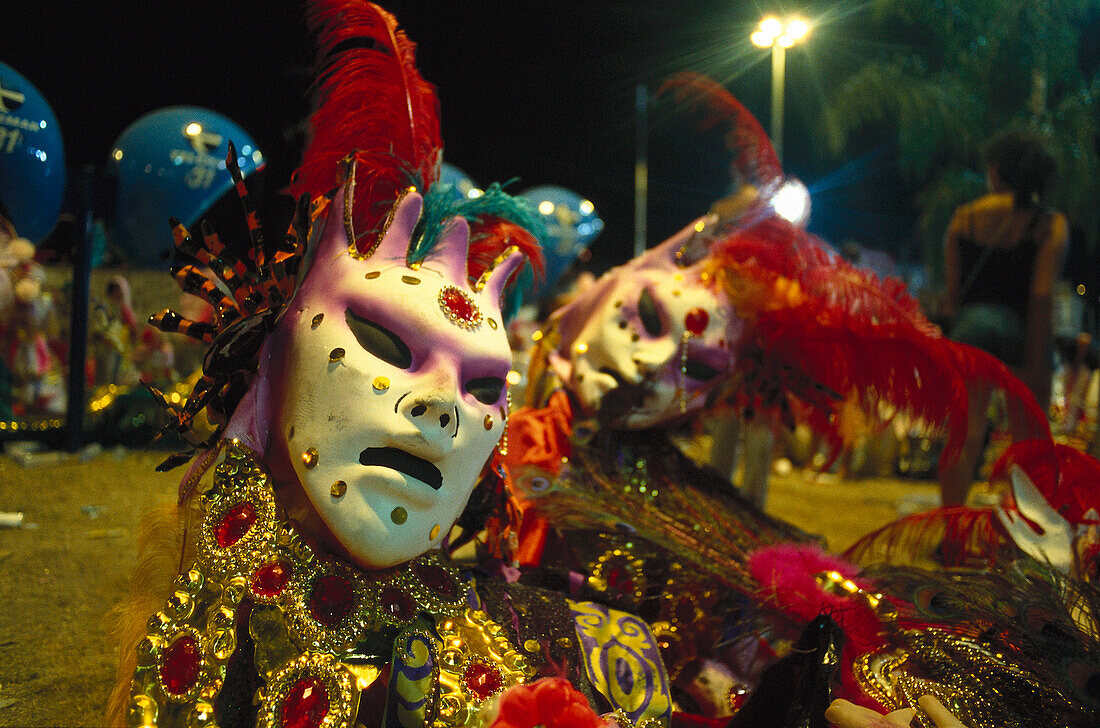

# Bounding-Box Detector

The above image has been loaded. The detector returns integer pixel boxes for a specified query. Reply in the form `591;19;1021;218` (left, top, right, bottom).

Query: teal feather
409;181;546;263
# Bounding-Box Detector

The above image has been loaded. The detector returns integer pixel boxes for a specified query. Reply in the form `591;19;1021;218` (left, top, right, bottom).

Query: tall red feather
657;72;783;187
712;217;1050;467
289;0;442;244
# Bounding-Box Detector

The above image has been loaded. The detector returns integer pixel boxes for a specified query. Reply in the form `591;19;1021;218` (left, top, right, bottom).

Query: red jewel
414;561;459;599
308;574;355;627
251;560;293;599
684;308;709;336
463;660;504;701
606;564;635;594
280;677;330;728
160;634;201;696
439;286;482;327
214;501;257;548
379;586;417;622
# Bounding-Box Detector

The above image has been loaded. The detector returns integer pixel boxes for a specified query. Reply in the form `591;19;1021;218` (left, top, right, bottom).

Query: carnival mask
268;185;522;569
548;217;743;429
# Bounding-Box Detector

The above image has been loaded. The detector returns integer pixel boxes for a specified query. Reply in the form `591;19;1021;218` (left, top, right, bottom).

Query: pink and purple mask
547;216;744;429
226;182;523;568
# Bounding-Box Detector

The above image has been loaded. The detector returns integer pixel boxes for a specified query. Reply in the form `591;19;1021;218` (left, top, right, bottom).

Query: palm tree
821;0;1100;287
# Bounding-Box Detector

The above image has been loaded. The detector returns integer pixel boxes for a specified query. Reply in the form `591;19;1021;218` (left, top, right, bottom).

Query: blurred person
940;129;1068;505
90;275;139;386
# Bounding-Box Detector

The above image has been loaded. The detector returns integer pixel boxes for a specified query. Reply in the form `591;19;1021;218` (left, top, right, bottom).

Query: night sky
3;0;906;270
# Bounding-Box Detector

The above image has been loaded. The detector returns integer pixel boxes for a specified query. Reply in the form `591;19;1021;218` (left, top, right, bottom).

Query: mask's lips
358;447;443;491
596;367;648;426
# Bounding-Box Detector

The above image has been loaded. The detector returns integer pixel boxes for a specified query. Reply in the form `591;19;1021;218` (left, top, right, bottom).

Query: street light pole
770;42;785;162
752;15;809;165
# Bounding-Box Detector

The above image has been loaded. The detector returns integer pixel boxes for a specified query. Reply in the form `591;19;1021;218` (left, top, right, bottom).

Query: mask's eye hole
637;288;662;337
683;359;720;381
466;376;505;405
345;308;412;369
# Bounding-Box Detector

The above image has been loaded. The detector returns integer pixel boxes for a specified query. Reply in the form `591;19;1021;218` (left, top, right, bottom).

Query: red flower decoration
487;678;606;728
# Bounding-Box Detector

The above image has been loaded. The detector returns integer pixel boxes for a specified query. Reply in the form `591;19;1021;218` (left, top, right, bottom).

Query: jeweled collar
128;440;537;728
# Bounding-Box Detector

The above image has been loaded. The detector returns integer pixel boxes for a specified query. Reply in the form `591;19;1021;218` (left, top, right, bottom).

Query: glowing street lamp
751;15;810;162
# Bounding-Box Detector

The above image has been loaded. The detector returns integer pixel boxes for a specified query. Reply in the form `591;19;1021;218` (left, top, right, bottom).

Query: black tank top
956;207;1046;322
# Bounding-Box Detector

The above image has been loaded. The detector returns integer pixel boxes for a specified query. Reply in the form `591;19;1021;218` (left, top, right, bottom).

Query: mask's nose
400;387;459;457
621;337;678;382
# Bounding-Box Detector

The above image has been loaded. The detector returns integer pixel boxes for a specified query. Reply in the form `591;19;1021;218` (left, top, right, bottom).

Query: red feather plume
658;72;782;187
712;217;1050;467
992;441;1100;525
466;217;544;283
289;0;442;245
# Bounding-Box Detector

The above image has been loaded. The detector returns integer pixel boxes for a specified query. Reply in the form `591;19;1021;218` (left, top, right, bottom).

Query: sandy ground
0;446;939;727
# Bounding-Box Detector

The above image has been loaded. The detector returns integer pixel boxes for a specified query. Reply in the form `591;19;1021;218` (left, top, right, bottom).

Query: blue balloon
519;185;603;294
0;61;66;243
107;106;265;267
437;162;479;203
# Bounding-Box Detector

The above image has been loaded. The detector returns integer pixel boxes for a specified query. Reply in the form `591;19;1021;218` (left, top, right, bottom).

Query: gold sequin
365;271;381;279
401;275;421;285
390;507;408;525
302;448;319;469
311;313;324;329
330;481;347;497
429;524;440;540
483;415;493;430
329;348;345;362
372;377;390;392
487;318;498;330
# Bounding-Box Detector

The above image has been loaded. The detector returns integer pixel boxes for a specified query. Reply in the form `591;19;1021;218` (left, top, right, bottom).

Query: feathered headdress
149;0;543;472
288;0;543;288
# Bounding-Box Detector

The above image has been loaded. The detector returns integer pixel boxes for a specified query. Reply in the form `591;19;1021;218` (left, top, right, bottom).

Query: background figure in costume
0;233;65;415
91;275;140;387
109;3;674;727
940;129;1068;506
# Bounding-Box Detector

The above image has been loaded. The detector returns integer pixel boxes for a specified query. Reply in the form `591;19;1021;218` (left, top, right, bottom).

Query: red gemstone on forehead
380;585;417;622
215;501;256;548
684;308;709;336
414;561;459;599
440;286;482;325
281;676;330;728
251;560;292;599
463;661;504;700
308;574;355;627
160;634;201;696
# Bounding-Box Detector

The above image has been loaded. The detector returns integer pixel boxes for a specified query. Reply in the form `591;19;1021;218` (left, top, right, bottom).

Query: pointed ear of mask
307;180;425;270
475;245;525;303
428;215;472;284
636;214;716;271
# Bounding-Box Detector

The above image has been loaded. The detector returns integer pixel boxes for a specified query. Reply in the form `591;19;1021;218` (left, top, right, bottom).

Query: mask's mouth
358;447;443;491
596;367;649;426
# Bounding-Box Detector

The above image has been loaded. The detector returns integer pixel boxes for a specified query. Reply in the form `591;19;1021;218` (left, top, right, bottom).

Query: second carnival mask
547;217;742;429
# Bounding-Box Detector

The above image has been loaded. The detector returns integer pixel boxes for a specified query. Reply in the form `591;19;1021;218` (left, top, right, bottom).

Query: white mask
268;186;521;568
549;217;743;429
